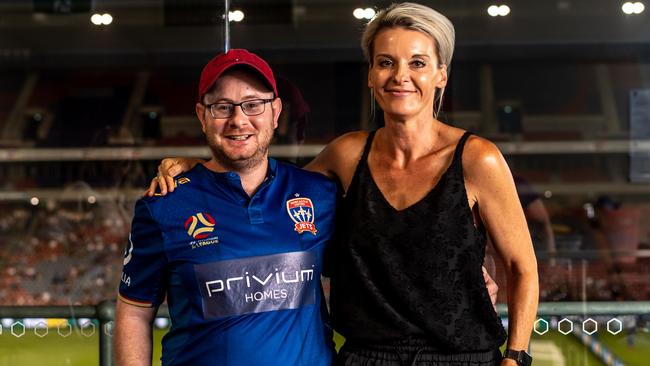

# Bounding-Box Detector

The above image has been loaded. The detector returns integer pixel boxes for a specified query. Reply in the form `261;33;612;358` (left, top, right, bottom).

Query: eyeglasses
204;99;274;119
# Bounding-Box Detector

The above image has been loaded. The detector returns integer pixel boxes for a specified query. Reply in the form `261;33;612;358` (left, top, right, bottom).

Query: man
514;176;555;256
114;49;337;366
485;175;556;300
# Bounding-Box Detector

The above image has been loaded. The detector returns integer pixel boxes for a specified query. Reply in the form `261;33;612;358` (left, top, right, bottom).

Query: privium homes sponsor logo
286;197;317;235
184;212;219;249
195;251;318;319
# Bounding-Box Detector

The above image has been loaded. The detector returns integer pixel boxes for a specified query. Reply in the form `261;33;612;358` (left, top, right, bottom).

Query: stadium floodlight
353;7;375;20
363;8;376;19
558;318;574;335
488;4;511;17
91;13;113;25
623;1;646;14
582;318;598;335
534;318;549;335
607;318;623;335
634;2;645;13
229;10;244;22
101;13;113;25
91;13;103;25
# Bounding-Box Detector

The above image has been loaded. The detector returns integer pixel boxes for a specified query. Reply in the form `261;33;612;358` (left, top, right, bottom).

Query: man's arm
116;198;167;365
304;131;367;191
147;131;368;196
524;198;556;254
115;299;157;366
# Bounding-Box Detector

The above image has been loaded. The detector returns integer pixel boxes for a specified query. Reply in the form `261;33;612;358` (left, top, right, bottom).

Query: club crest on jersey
286;197;317;235
185;213;215;239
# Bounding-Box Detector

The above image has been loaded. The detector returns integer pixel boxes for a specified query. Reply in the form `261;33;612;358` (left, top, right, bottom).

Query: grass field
531;332;604;366
1;327;649;365
0;329;99;366
0;328;167;366
598;330;650;366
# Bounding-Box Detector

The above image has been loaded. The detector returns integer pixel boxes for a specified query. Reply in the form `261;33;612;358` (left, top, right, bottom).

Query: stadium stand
0;198;128;306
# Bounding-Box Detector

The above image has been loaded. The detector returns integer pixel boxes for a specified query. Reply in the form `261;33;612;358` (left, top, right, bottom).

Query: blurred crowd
1;188;649;305
0;188;131;306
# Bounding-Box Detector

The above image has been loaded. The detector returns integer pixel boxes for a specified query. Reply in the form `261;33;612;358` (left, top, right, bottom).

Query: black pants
335;339;502;366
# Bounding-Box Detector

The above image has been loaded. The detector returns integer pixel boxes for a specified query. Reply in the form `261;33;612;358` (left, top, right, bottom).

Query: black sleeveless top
329;131;507;351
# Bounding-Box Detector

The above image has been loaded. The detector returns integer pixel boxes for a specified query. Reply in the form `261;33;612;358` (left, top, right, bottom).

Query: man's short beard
207;136;269;171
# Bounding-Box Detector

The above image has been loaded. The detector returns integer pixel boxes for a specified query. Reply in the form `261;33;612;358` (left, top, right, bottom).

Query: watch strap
503;349;532;366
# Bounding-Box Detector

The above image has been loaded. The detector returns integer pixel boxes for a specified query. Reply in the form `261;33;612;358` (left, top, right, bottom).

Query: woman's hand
145;157;204;196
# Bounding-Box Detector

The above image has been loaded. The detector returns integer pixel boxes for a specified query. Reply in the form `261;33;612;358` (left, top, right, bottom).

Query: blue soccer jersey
118;159;336;366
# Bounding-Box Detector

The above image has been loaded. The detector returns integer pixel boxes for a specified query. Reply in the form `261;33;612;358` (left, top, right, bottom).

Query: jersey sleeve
118;199;167;308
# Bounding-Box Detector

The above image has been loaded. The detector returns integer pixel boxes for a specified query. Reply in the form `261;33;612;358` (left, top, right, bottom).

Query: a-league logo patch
286;197;317;235
185;213;216;239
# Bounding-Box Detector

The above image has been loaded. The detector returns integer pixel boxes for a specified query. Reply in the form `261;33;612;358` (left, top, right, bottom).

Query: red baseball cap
198;49;278;101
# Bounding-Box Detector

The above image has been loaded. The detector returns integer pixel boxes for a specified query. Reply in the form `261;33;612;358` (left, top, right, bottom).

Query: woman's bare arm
464;136;539;354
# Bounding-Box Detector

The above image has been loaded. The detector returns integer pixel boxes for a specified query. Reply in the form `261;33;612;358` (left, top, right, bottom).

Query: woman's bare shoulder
463;134;503;168
462;134;513;188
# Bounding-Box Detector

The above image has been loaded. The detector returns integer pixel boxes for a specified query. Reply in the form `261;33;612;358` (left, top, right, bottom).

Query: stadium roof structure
1;0;650;68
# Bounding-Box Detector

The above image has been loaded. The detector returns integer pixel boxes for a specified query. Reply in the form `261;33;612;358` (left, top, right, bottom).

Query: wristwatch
503;349;532;366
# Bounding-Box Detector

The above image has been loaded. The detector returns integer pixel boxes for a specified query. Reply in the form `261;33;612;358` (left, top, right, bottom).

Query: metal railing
2;140;650;162
1;301;649;366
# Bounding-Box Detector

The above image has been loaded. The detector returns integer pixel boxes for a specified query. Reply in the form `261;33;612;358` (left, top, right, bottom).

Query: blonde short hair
362;2;455;67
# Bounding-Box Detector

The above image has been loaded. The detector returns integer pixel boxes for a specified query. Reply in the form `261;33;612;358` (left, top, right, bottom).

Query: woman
150;3;538;365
